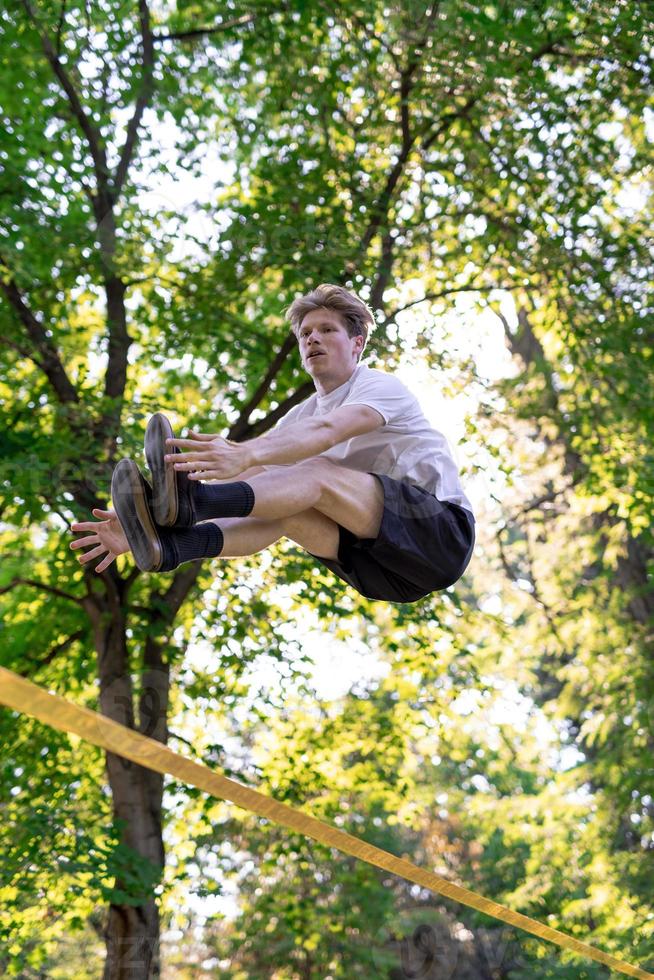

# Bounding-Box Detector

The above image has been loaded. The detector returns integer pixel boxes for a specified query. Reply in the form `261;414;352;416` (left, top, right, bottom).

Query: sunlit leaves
1;0;653;974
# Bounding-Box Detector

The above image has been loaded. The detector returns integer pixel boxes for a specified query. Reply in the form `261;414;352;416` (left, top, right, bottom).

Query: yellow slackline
0;667;651;980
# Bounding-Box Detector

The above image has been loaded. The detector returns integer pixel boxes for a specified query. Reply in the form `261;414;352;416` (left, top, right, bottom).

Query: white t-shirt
276;363;474;514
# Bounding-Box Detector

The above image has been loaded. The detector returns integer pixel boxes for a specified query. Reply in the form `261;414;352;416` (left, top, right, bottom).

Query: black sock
158;522;224;572
192;481;255;521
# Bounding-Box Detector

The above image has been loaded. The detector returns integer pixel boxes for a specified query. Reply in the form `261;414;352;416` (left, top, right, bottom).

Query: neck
313;363;357;397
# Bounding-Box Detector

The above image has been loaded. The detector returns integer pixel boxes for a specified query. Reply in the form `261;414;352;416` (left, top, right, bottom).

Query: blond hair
285;284;375;351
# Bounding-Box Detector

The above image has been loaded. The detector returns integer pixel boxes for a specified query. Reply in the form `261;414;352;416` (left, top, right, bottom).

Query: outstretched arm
70;508;130;572
167;403;384;480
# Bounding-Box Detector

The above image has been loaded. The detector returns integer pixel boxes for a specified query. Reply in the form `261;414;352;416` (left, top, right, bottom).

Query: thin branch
20;0;130;435
546;46;649;80
369;229;396;314
11;629;86;677
167;730;197;752
230;380;315;441
419;27;585;160
161;562;203;621
0;331;45;365
513;484;575;519
348;30;436;263
112;0;155;200
0;257;79;405
94;4;157;438
496;523;564;644
344;11;403;73
229;333;297;440
123;567;141;591
380;283;500;328
153;12;258;43
0;577;83;605
421;93;481;153
234;381;316;439
55;0;67;57
42;628;86;668
352;5;458;263
21;0;110;188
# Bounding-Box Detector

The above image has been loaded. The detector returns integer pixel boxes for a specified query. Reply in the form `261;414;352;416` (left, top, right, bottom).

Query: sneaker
111;459;166;572
144;412;195;527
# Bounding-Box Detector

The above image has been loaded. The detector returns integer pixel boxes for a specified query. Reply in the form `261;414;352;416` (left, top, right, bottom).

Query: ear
353;334;364;356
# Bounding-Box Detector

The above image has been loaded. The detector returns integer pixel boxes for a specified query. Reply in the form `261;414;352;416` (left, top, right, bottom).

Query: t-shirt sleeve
273;406;298;429
341;370;414;425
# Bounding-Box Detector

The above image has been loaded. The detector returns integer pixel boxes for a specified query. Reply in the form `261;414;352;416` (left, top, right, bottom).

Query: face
298;308;364;394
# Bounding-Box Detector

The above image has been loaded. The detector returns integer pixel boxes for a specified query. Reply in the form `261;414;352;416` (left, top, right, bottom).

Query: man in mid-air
71;284;474;603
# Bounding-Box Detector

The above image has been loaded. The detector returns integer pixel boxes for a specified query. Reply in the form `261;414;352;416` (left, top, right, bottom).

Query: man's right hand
70;508;130;573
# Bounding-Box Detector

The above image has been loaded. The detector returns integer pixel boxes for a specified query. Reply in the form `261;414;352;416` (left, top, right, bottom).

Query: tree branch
344;11;403;74
353;86;416;262
0;330;44;364
153;12;258;43
0;577;83;605
94;4;154;426
369;229;396;315
13;628;86;677
229;380;315;441
0;259;79;405
54;0;67;57
229;333;297;440
545;46;649;80
512;484;575;519
351;6;451;266
21;0;110;188
112;0;155;200
18;0;132;444
161;563;204;622
421;93;481;154
496;520;565;645
419;26;581;161
380;282;500;328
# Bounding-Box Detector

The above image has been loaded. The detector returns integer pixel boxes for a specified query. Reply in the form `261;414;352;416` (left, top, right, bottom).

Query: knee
293;456;336;481
292;457;338;498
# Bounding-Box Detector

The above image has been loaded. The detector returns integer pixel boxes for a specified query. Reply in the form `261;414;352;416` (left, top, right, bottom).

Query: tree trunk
500;301;654;621
85;592;167;979
104;899;161;980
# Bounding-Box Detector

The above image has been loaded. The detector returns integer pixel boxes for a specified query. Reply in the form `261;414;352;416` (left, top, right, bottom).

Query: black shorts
311;474;475;603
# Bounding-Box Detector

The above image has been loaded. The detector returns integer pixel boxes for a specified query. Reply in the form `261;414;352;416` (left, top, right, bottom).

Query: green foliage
0;0;653;975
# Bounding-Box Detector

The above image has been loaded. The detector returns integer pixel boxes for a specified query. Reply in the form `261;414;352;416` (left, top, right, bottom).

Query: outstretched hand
165;431;253;481
70;508;130;573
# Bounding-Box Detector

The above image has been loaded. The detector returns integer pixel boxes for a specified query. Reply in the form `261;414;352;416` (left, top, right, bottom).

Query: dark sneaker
144;412;195;527
111;459;165;572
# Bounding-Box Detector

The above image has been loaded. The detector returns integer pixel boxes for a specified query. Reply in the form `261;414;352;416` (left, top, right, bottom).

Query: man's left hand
165;432;254;481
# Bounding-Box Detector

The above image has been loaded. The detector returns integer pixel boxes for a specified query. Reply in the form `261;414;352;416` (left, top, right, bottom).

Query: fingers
164;452;211;464
72;511;115;532
169;462;227;480
166;437;215;450
188;470;223;481
71;521;106;533
70;536;118;571
77;544;106;565
187;430;217;441
95;552;116;573
169;457;214;469
70;534;100;550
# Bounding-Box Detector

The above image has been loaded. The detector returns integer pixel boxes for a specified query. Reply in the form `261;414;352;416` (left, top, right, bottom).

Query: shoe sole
111;459;162;572
144;413;178;526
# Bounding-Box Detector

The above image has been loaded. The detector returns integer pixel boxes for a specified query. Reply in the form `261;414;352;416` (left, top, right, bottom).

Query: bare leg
206;465;269;485
69;467;348;574
210;506;341;560
196;458;384;540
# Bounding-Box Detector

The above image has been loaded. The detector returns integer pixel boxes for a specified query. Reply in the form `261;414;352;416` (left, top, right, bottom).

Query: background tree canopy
0;1;652;977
